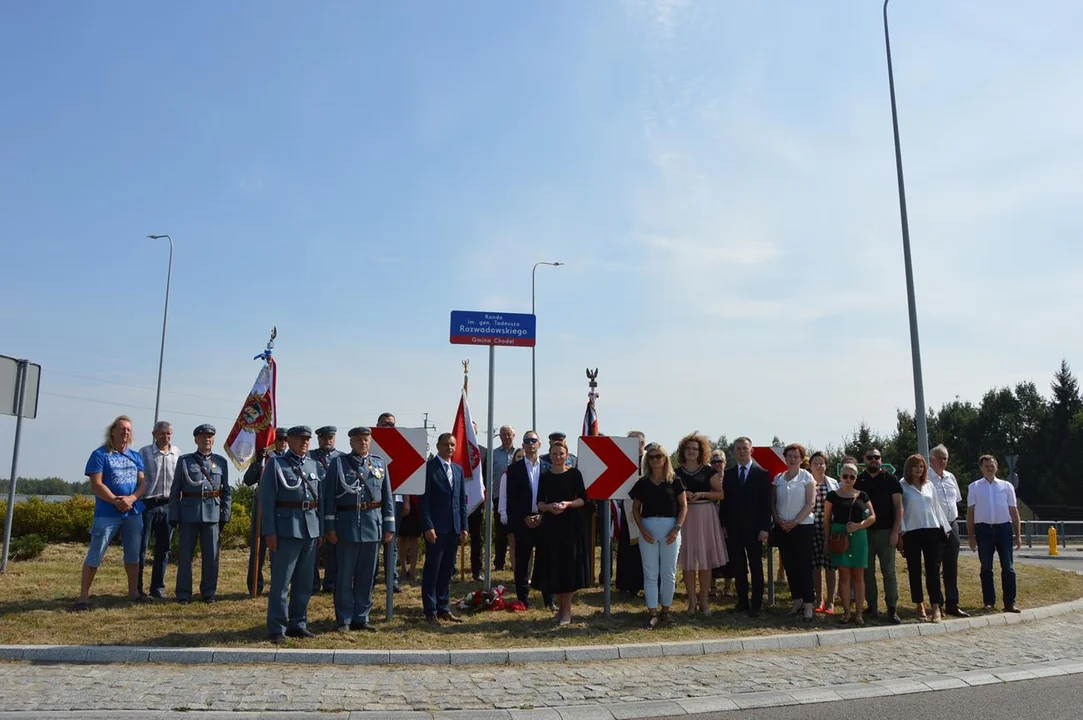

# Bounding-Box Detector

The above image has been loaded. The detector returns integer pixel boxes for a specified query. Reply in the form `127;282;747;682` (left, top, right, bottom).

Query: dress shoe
151;589;166;599
350;621;379;632
749;608;762;618
946;605;970;618
472;574;483;582
886;607;902;624
177;598;190;605
285;627;316;639
202;596;216;604
1004;605;1022;613
336;625;351;634
437;610;464;623
425;615;441;626
268;633;287;645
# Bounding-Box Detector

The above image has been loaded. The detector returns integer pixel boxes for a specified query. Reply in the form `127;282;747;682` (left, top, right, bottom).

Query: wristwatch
674;523;682;531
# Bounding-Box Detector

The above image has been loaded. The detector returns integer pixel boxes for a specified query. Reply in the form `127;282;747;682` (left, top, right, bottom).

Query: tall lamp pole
531;261;564;432
883;0;929;458
147;234;173;427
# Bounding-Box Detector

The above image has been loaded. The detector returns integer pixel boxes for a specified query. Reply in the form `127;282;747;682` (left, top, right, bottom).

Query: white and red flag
224;353;277;471
451;388;485;514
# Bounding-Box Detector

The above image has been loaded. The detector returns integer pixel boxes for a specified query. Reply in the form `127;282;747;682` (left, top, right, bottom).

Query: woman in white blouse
772;443;816;620
899;453;952;623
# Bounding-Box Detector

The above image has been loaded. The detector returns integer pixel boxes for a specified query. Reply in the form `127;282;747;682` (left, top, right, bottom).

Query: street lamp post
147;234;173;427
883;0;930;459
531;261;564;432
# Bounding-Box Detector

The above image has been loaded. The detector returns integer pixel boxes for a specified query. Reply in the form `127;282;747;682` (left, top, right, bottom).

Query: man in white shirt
488;425;518;572
138;421;180;599
499;430;552;609
966;454;1022;613
927;444;969;618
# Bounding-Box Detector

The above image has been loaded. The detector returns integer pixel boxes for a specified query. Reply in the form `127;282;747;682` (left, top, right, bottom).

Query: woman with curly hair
675;432;727;615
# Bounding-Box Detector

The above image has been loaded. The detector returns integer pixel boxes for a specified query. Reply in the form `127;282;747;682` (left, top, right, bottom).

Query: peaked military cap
287;425;313;438
315;425;337;437
548;431;567;441
348;426;372;438
193;423;216;436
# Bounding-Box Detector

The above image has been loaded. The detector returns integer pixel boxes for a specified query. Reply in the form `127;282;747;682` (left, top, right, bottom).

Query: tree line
710;361;1081;519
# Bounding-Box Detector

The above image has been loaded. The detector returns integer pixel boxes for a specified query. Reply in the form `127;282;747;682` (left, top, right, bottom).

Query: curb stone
2;597;1081;667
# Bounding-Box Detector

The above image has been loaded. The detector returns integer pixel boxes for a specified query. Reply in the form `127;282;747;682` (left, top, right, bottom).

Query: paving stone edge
1;597;1080;667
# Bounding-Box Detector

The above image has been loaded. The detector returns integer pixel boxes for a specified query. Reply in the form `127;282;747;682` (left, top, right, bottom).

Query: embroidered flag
224;354;277;471
451;389;485;514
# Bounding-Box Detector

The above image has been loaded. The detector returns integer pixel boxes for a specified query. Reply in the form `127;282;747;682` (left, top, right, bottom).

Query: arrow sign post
579;436;640;500
578;435;639;619
369;426;427;620
369;427;427;495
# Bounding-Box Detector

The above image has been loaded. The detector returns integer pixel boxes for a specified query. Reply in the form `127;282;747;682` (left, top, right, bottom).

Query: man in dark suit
498;430;553;609
419;432;469;625
720;436;772;616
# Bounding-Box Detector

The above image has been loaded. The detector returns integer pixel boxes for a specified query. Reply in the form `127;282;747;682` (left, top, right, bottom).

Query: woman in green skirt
823;463;876;625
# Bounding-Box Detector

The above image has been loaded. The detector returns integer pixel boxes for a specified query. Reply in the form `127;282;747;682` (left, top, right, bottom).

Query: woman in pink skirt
675;432;728;615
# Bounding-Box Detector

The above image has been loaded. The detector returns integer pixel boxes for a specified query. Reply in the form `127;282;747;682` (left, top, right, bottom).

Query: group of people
73;416;1025;642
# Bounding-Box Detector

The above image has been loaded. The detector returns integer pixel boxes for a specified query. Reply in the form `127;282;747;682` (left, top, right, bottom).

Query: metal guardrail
957;520;1083;548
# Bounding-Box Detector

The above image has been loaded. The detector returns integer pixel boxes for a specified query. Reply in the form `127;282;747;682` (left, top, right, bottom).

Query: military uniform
308;426;342;593
168;424;231;603
323;427;394;630
244;427;286;596
260;427;323;639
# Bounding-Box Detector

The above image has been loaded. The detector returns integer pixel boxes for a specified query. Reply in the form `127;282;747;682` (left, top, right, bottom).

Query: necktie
445;462;453;486
739;466;747;486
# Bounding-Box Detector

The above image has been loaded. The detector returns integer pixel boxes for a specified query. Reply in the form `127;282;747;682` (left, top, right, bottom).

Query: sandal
839;613;852;624
658;609;676;628
644;614;659;630
853;614;865;627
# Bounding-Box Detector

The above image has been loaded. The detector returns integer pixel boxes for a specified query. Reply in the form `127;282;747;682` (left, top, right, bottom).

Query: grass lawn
0;543;1079;650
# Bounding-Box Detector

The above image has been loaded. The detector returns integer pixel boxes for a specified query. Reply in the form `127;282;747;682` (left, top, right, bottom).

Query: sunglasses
647;454;665;460
841;474;857;480
710;460;725;465
865;455;881;460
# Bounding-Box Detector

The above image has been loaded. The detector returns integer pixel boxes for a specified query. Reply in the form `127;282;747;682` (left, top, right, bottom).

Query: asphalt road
686;674;1080;720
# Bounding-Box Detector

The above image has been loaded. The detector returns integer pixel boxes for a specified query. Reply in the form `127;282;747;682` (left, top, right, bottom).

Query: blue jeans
85;514;143;568
639;516;681;609
138;500;172;595
975;522;1016;608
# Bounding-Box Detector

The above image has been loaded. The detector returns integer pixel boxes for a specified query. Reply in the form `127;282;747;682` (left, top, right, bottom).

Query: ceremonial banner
451;389;484;514
224;354;277;471
582;394;621;538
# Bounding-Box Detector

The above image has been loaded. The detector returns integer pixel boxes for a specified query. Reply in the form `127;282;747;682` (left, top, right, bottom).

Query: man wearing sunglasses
499;430;553;609
854;449;903;624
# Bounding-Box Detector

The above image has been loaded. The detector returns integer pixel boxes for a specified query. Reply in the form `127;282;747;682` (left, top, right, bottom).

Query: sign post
579;434;639;619
1;355;42;573
449;311;536;592
369;426;427;620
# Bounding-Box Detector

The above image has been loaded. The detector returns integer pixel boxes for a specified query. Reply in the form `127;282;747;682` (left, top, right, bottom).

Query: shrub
221;502;250;550
1;496;95;543
9;533;47;561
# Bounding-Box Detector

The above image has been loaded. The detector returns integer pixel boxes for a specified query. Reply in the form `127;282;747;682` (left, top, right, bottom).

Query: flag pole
460;360;469;583
588;369;613;619
249;327;276;598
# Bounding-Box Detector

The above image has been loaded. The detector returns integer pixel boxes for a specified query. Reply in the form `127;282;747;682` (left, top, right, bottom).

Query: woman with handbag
824;463;875;625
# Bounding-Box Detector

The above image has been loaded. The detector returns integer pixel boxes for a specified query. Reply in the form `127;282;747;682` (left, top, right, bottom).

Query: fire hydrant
1049;526;1059;556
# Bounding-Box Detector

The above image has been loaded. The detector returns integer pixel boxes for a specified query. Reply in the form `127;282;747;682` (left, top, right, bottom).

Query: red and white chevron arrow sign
578;435;640;500
369;427;428;495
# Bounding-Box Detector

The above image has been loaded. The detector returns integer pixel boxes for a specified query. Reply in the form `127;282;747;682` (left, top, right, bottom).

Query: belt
338;501;382;511
277;501;318;511
143;497;169;507
182;490;221;498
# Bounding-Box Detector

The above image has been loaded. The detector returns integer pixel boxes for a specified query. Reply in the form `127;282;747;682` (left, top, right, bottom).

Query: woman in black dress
616;433;647;596
532;439;590;625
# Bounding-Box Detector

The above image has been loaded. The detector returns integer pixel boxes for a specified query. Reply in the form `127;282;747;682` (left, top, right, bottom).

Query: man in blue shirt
74;415;147;612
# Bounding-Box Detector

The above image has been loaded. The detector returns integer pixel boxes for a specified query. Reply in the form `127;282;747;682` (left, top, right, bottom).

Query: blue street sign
449;311;536;347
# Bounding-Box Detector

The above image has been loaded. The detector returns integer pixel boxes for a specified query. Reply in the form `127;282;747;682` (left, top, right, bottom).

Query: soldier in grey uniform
244;426;287;596
261;425;323;643
168;424;231;604
309;425;342;594
324;426;394;631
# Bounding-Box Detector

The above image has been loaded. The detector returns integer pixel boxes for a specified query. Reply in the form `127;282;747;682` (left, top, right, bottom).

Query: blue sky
2;0;1081;482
